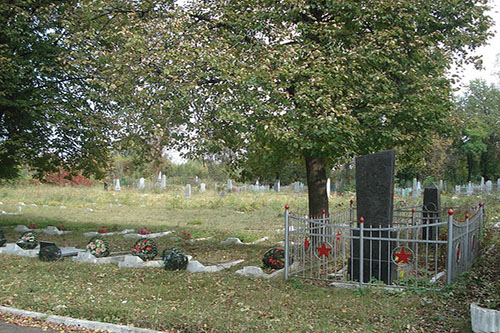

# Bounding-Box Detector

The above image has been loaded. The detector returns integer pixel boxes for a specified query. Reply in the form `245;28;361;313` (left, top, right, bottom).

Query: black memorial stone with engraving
349;150;397;284
422;183;441;240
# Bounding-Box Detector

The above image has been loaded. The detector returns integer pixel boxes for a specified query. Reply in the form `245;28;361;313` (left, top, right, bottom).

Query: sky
454;0;500;91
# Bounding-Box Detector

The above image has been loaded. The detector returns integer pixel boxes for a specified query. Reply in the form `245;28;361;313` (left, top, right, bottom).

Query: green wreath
0;229;6;247
16;231;38;250
39;245;62;262
131;238;158;261
262;247;289;270
162;247;188;271
86;236;110;258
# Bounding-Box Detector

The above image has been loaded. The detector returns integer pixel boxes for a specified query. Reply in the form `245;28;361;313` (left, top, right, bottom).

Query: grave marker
227;179;233;191
200;183;206;192
161;175;167;190
485;180;493;194
412;178;418;198
326;178;331;198
138;178;145;190
467;182;473;196
274;179;280;192
114;179;121;191
423;184;441;240
351;150;396;284
185;184;191;199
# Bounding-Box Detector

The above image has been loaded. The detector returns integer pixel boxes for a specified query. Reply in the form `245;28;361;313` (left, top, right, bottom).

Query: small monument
114;179;121;191
326;178;331;198
423;184;441;240
138;178;145;190
200;183;206;192
467;182;473;196
227;179;233;191
351;150;396;284
412;178;418;198
274;179;280;193
485;180;493;194
160;175;167;190
480;177;485;192
455;185;461;195
158;171;162;183
184;184;191;199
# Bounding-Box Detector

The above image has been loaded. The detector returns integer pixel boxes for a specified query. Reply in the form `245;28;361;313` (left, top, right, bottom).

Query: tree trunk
466;154;473;182
304;154;329;217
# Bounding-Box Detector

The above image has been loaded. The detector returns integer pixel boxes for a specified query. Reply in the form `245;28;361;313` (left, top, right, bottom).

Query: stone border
0;306;162;333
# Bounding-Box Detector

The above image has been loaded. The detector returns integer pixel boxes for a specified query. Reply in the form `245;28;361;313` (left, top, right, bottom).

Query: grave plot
283;150;485;289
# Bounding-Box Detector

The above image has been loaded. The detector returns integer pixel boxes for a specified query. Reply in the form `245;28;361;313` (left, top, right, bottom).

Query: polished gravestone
422;183;441;240
350;150;397;284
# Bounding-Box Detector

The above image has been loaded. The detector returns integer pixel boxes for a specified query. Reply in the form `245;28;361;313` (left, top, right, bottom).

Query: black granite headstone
350;150;397;284
422;183;441;240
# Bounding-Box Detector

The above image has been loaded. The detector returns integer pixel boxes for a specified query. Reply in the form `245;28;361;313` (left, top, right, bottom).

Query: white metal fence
284;202;484;289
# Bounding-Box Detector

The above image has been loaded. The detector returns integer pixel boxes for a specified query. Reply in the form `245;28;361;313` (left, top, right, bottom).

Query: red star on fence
336;231;341;242
304;237;309;250
316;243;332;258
394;247;412;264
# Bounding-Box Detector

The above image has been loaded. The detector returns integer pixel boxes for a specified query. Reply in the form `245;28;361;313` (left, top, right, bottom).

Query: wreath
39;245;62;262
0;229;6;247
162;247;188;271
86;236;110;258
131;238;158;261
16;231;38;250
262;247;289;270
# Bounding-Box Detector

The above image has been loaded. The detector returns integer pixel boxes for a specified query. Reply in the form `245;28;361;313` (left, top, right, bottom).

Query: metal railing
284;202;484;289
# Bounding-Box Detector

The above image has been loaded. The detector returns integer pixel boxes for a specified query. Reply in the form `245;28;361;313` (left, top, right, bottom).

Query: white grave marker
185;184;191;199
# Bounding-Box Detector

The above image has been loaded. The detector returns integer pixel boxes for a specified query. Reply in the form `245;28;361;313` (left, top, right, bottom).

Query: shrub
44;170;92;186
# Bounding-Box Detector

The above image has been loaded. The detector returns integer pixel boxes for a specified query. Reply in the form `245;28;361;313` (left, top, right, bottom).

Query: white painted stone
139;177;145;190
0;243;39;257
72;252;126;265
86;208;94;212
83;229;134;238
18;202;25;206
185;184;191;199
13;225;30;233
117;255;163;268
31;204;38;207
235;266;286;279
187;259;244;273
220;237;243;245
189;236;213;242
471;303;500;333
17;206;22;213
59;206;67;209
200;183;206;192
467;182;473;196
0;201;3;205
220;237;268;245
123;231;174;239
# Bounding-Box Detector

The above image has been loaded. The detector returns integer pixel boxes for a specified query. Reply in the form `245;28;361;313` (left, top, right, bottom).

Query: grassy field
0;184;498;332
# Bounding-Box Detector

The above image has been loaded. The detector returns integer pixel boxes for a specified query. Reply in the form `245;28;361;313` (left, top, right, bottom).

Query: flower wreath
0;229;6;247
162;247;188;271
262;247;289;270
16;231;38;250
39;245;62;262
131;238;158;261
86;236;110;258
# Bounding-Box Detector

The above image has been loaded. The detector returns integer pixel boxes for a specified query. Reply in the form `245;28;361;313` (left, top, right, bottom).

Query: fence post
284;204;290;281
350;200;354;223
464;213;470;269
359;217;364;286
446;209;454;284
479;203;484;242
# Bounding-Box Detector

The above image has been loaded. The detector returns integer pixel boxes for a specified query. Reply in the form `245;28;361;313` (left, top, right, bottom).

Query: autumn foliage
44;170;92;186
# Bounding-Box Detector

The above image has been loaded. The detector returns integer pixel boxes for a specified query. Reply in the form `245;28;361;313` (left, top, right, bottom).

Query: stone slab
0;243;39;257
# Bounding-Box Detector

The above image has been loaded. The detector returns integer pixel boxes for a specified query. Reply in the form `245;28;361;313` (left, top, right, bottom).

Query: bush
44;170;92;186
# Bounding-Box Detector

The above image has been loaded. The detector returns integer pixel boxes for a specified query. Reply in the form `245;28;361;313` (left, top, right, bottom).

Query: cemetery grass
0;185;498;332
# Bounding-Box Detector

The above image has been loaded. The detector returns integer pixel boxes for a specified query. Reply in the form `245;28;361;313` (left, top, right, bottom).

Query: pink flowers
28;223;37;229
138;227;150;235
180;230;192;240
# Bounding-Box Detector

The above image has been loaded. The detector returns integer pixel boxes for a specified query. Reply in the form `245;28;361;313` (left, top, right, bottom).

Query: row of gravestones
455;178;500;196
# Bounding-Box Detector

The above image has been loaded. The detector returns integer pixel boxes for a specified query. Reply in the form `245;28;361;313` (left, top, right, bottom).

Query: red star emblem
394;247;412;264
336;231;341;242
304;237;309;250
316;243;332;258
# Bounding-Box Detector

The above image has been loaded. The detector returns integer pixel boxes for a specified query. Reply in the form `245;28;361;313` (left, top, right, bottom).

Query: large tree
0;0;119;179
176;0;492;215
456;79;500;181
